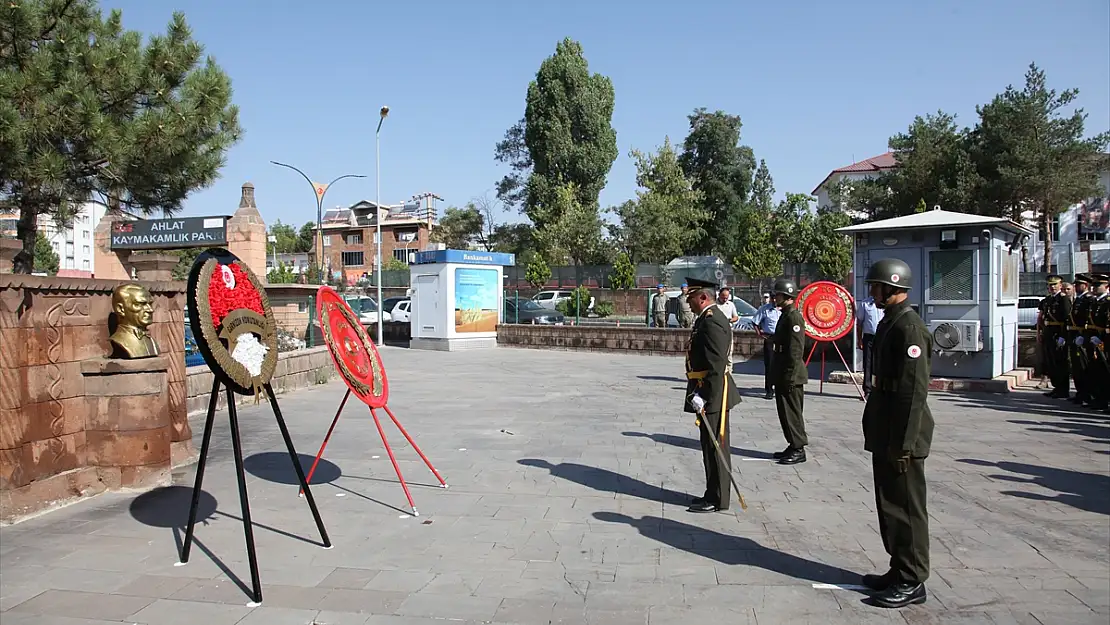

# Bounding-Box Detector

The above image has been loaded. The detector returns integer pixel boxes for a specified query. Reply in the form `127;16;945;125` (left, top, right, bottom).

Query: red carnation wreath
207;262;265;328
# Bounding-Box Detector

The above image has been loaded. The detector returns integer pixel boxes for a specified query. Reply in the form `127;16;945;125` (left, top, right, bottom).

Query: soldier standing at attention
1084;275;1110;411
652;284;668;328
683;277;742;513
1068;274;1092;405
860;258;934;609
1040;275;1071;398
769;277;809;465
678;283;695;328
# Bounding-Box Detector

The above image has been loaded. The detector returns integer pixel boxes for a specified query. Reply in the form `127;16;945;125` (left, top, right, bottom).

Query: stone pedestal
80;356;172;489
129;253;178;282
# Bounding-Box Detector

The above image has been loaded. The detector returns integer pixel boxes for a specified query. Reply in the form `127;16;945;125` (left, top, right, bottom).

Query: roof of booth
836;208;1034;236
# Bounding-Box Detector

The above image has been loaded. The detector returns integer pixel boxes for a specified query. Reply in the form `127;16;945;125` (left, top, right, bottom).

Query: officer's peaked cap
685;277;718;290
1075;273;1091;284
1046;274;1063;284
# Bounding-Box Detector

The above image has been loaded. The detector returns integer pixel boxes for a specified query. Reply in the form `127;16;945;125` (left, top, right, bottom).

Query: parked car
1017;296;1041;329
505;297;566;325
660;290;757;330
182;310;206;367
531;290;575;310
383;297;411;323
344;295;390;324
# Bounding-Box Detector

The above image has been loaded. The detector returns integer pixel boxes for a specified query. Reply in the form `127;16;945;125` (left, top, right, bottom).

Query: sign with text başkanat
110;216;229;251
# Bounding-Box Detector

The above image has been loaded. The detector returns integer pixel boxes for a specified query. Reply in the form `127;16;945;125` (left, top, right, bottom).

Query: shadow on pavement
622;431;774;460
593;511;864;588
957;458;1110;516
518;459;691;505
244;451;341;486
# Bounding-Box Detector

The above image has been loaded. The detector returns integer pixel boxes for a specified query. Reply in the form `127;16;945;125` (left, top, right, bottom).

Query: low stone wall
497;324;769;359
184;346;335;416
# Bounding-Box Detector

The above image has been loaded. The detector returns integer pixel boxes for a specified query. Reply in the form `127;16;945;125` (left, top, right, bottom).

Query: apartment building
316;199;438;283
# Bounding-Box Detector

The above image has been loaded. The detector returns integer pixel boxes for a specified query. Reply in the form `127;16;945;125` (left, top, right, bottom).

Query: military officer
682;277;742;513
859;258;933;609
1040;275;1071;398
1084;275;1110;410
1068;274;1093;405
769;277;809;465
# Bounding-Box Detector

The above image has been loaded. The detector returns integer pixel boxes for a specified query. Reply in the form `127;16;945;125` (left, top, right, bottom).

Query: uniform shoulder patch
705;309;713;317
792;325;801;332
907;345;922;359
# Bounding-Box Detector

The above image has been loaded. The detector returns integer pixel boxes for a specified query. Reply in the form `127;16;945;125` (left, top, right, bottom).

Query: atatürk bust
109;283;159;359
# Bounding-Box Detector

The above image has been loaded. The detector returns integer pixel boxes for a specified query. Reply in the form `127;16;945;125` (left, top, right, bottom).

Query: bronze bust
109;283;159;359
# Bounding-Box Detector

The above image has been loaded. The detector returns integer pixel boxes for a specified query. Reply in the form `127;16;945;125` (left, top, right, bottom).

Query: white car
1017;296;1040;329
531;290;574;310
344;296;391;325
658;290;756;329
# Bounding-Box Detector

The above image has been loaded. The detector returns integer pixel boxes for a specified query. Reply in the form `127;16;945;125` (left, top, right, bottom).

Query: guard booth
837;208;1035;380
408;249;516;351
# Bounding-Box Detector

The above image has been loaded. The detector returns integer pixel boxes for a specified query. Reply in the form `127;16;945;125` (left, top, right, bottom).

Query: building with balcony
811;152;899;219
315;198;439;283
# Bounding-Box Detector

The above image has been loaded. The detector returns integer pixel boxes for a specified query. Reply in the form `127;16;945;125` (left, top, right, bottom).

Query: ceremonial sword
697;406;748;511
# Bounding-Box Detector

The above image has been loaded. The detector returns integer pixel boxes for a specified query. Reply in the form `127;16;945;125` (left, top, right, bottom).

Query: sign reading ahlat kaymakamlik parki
110;216;229;250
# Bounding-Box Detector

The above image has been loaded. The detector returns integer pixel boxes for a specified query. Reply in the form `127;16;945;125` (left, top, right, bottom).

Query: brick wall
0;274;189;523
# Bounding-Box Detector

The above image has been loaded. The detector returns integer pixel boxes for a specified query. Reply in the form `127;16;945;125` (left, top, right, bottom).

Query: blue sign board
413;249;516;266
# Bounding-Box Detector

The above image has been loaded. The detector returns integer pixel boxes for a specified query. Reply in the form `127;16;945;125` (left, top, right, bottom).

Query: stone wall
184;346;335;415
0;274;190;523
497;324;768;360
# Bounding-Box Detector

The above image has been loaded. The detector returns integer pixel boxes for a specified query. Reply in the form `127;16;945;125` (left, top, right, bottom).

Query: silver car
1017;296;1040;329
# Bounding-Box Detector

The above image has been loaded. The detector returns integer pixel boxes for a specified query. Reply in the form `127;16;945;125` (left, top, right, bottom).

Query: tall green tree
33;232;58;275
811;207;853;280
489;222;537;260
493;118;531;212
678;108;756;256
297;222;316;253
609;137;707;264
732;206;783;282
523;38;618;230
885;111;980;216
431;204;484;250
750;159;775;212
971;63;1110;270
267;220;300;254
537;182;604;267
0;0;242;273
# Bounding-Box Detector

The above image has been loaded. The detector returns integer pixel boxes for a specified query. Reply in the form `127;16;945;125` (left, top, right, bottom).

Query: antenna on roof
933;205;942;211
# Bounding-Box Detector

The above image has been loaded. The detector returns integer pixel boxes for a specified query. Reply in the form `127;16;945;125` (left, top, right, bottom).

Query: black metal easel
178;378;331;605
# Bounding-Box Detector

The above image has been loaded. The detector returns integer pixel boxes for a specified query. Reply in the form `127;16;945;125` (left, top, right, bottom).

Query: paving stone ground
1;346;1108;625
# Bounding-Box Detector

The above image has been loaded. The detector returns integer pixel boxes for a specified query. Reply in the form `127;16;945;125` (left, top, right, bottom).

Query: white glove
1075;336;1085;346
690;394;706;413
1057;337;1066;347
1093;337;1103;346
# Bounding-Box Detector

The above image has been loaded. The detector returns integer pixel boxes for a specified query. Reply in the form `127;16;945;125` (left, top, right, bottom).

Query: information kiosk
409;249;516;351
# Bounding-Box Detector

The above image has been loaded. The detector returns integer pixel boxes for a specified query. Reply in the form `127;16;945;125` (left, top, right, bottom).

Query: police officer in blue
753;293;782;400
856;293;885;399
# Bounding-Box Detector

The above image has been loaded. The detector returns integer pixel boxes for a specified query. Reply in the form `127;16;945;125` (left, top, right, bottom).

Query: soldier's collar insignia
705;309;713;316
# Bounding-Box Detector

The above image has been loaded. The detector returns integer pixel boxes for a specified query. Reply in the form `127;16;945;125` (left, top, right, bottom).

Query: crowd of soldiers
1039;272;1110;411
680;258;933;610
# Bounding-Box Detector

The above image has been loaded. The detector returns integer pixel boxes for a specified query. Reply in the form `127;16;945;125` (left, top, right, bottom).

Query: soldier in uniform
678;283;695;328
859;258;933;609
769;277;809;466
652;284;668;328
1067;274;1093;405
682;277;742;513
1084;275;1110;410
1040;275;1071;398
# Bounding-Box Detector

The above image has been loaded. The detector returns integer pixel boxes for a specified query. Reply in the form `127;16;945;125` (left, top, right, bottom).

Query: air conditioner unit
928;320;982;352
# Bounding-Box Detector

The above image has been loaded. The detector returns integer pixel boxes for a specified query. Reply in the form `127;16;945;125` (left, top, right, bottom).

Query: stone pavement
1;347;1107;625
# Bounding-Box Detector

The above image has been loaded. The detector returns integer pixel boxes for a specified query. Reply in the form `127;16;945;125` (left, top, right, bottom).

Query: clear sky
101;0;1110;229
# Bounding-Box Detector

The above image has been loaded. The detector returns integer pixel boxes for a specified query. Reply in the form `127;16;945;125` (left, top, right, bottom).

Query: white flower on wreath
221;265;236;289
231;333;268;377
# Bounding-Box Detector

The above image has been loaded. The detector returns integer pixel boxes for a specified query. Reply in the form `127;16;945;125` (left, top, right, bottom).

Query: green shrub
594;300;615;317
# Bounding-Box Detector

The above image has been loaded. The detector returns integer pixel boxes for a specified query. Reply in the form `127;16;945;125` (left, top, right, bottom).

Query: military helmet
865;258;913;289
772;277;797;297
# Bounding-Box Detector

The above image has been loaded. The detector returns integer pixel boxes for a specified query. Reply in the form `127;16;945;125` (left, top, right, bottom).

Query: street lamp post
375;106;390;346
268;234;277;276
269;161;366;282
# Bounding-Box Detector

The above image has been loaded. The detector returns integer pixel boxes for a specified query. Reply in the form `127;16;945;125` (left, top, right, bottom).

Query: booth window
928;249;975;303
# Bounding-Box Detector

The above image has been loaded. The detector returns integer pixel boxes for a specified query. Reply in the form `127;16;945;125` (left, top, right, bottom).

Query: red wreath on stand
795;281;865;400
302;286;446;516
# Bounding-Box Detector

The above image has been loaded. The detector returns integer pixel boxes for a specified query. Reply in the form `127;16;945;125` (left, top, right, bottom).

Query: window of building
65;242;74;256
346;233;363;245
396;230;417;243
82;230;90;240
392;249;413;264
324;235;332;247
341;251;365;267
1041;215;1060;242
82;245;89;255
927;249;975;303
82;259;90;270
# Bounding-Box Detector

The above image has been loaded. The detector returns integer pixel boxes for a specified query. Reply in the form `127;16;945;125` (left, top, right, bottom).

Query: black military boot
772;446;793;459
861;570;895;591
871;582;926;608
777;447;806;465
686;500;722;513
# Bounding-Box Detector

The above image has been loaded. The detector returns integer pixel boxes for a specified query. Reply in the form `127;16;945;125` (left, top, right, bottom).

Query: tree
610;137;708;264
773;193;818;268
524;254;551;288
33;232;58;275
732;207;783;284
170;247;202;280
493;118;532;212
885;111;980;217
267;262;296;284
382;257;408;271
523;38;618;230
1;1;242;273
971;63;1110;271
297;222;316;253
750;159;775;212
431;204;484;249
537;183;604;267
678;108;756;256
811;207;853;280
472;192;504;251
489;222;537;260
267;220;300;254
609;252;636;290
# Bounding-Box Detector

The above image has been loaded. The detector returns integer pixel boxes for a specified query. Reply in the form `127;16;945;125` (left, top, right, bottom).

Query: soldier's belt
1091;325;1107;331
1045;321;1065;326
686;371;708;380
1069;326;1085;331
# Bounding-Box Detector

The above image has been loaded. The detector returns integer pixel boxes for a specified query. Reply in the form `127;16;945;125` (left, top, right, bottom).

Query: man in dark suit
683;277;742;513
